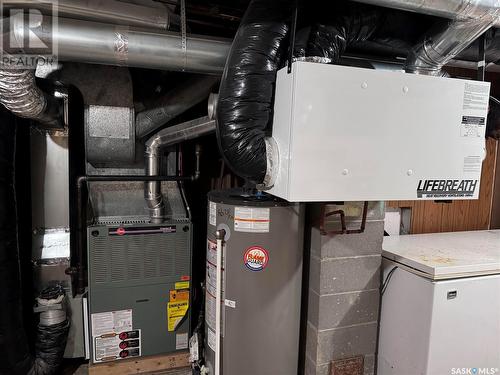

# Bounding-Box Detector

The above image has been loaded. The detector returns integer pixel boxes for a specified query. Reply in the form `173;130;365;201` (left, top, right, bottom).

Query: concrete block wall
305;202;384;375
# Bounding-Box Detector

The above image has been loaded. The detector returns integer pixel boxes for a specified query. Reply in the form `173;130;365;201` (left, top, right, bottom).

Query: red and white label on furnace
243;246;269;271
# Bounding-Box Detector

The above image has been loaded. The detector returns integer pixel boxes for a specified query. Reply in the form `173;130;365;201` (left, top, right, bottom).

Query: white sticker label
234;207;270;233
463;156;482;173
205;291;216;330
461;82;489;138
91;309;132;337
209;202;217;226
176;332;189;350
94;329;141;362
207;327;216;352
224;299;236;309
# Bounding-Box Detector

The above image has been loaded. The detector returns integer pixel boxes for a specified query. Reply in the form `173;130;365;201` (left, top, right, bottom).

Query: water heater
205;189;303;375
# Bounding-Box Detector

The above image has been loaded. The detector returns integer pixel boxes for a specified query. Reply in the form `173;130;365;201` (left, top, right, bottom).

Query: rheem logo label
243;246;269;272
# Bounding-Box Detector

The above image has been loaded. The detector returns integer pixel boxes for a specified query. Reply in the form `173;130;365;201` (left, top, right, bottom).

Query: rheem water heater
205;189;303;375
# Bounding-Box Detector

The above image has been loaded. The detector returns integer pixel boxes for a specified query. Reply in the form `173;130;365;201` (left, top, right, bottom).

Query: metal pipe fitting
145;116;216;222
136;76;219;138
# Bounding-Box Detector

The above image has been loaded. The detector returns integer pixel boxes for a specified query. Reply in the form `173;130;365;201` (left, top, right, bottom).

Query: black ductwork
0;116;69;375
216;0;290;185
216;1;382;185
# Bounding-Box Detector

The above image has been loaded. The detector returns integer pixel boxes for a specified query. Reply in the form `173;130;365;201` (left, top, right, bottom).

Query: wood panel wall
388;138;498;234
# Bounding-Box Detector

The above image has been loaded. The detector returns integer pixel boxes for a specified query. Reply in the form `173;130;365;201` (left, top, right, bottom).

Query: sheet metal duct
14;16;231;74
353;0;500;28
3;0;174;30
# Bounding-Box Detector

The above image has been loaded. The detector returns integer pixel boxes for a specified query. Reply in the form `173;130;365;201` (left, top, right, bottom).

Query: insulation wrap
216;0;290;185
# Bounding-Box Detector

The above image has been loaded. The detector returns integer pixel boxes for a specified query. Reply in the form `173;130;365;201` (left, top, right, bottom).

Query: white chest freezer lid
382;230;500;279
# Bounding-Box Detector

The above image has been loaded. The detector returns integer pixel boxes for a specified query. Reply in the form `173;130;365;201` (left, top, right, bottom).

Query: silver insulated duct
0;68;47;119
353;0;500;27
405;1;500;75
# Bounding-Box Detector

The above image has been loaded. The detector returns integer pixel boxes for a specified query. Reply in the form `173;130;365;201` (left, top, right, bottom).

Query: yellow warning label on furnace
167;301;189;331
175;281;190;290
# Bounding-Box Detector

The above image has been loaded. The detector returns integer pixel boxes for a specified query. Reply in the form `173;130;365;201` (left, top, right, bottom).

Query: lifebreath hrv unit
268;62;490;202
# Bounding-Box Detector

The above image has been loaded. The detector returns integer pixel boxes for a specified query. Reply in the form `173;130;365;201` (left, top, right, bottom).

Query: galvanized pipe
352;0;500;27
136;75;219;138
145;116;216;223
3;0;174;30
15;16;231;74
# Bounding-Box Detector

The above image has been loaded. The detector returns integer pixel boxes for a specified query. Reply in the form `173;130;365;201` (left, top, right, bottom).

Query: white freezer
378;230;500;375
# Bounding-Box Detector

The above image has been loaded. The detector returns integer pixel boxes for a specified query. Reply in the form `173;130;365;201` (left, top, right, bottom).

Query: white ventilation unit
268;62;490;202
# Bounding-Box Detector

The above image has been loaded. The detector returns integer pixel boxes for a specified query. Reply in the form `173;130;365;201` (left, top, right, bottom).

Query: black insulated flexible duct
0;117;69;375
216;0;290;185
300;7;381;61
217;1;382;185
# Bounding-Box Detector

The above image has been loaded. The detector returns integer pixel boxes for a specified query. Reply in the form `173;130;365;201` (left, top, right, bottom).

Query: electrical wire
491;96;500;105
381;266;398;295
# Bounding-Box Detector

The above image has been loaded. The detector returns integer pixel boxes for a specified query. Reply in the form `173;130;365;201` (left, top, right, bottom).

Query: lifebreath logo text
0;1;58;68
417;179;478;198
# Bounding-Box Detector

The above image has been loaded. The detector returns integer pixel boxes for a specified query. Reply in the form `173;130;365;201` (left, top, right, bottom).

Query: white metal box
268;62;490;201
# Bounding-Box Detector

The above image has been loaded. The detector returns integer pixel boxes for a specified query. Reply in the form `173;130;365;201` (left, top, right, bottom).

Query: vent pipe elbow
144;116;216;223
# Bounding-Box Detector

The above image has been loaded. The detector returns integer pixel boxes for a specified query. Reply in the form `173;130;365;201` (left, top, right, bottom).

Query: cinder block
364;354;375;375
317;290;379;330
308;289;320;328
318;256;381;295
306;321;318;363
311;221;384;259
309;254;321;294
316;322;378;364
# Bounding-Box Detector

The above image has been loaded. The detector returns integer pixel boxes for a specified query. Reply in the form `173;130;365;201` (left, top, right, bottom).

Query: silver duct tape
114;28;130;65
262;137;279;189
294;56;333;64
0;67;47;118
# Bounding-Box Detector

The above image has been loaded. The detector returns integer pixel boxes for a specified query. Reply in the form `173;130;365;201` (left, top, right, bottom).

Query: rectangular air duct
268;62;490;201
